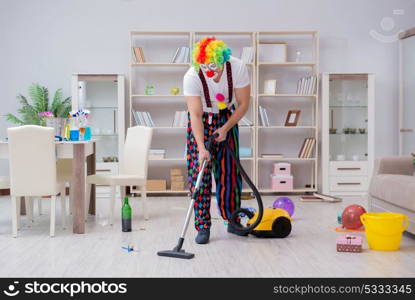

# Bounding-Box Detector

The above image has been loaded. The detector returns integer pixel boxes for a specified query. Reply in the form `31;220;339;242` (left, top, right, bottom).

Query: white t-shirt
183;56;250;113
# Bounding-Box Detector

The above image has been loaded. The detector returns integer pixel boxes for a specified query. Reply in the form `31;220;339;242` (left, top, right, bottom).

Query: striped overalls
186;61;243;231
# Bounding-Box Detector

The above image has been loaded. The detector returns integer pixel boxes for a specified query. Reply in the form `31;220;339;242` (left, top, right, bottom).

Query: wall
1;0;414;175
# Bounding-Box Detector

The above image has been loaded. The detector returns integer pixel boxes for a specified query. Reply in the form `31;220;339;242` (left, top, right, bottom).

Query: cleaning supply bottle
122;197;132;232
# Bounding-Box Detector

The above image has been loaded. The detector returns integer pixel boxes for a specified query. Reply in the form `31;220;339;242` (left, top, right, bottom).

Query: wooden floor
0;194;414;277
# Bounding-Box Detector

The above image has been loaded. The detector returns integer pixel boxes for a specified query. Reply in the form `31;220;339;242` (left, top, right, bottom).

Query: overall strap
198;69;212;108
226;61;233;103
198;61;233;108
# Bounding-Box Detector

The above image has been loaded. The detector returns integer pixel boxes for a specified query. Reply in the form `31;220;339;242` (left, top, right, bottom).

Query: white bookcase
256;31;319;193
71;74;125;197
129;31;319;194
321;73;375;196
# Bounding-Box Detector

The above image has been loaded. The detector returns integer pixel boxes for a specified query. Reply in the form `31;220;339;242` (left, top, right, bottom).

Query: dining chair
8;125;68;237
37;160;72;216
0;176;9;190
86;126;153;225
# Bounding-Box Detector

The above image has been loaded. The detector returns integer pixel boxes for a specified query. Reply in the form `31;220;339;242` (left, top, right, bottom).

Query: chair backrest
121;126;153;178
8;125;57;196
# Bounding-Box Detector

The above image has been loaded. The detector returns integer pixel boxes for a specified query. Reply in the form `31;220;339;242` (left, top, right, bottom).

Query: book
133;111;154;127
263;108;270;126
241;47;254;63
304;138;312;158
259;106;270;126
173;47;190;63
239;116;253;126
296;75;317;95
239;147;252;158
298;138;309;158
139;47;145;62
137;111;145;126
305;77;311;94
142;112;151;127
179;111;187;127
172;111;187;127
184;47;190;63
132;110;139;125
313;192;342;202
173;47;183;63
146;112;155;127
300;196;324;202
132;48;138;63
306;138;316;158
132;47;145;63
171;47;180;63
261;154;284;158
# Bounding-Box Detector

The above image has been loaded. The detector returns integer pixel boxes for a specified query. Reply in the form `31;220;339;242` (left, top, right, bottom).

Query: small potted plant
5;83;71;138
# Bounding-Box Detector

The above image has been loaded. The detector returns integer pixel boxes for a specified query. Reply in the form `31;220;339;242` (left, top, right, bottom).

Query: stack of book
240;47;254;63
149;149;166;160
239;116;253;126
296;75;317;95
298;137;316;158
132;47;145;63
172;111;188;127
172;47;190;63
132;111;155;127
259;106;270;126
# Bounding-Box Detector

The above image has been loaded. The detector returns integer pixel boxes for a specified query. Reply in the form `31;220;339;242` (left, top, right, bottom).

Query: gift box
273;162;291;175
336;235;363;252
270;174;293;191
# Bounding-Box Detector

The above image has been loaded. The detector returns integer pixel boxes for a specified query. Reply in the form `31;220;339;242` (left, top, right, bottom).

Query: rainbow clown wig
192;37;232;72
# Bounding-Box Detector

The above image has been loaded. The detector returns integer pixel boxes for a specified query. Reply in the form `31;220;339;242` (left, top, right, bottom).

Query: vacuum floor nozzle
157;249;194;259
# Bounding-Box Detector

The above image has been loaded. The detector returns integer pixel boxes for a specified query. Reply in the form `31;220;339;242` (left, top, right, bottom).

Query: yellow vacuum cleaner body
247;208;292;238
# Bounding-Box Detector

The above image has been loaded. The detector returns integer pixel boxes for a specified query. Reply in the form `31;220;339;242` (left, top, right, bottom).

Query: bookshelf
256;31;319;193
129;30;319;194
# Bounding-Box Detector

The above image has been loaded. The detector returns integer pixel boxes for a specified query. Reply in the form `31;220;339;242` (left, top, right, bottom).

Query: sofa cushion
370;174;415;212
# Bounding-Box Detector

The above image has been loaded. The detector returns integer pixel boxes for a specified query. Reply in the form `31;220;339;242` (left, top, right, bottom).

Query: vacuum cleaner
157;133;291;259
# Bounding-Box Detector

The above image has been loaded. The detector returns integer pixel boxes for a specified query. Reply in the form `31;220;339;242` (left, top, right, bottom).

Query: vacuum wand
157;135;216;259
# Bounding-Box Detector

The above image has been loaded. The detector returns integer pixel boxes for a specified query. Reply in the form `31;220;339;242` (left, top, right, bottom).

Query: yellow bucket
360;212;408;251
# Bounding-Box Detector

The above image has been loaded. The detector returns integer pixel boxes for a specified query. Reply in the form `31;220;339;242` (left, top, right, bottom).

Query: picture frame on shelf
263;80;277;94
285;110;301;126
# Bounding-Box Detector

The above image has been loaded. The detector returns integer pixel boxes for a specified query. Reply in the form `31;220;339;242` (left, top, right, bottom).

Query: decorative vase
45;117;67;139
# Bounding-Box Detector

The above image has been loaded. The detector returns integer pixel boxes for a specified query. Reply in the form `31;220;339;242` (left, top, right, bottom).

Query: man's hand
198;147;211;165
214;127;228;142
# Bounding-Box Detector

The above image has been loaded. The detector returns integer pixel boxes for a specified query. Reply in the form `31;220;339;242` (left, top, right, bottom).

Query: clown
183;37;251;244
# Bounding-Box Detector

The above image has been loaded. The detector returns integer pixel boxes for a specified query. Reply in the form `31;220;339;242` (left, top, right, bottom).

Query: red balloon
341;205;366;229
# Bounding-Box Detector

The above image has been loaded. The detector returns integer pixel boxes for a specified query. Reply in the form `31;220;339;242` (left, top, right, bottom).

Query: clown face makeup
200;62;222;80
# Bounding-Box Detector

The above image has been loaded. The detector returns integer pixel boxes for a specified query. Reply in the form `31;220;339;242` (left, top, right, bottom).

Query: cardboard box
171;181;185;191
170;168;182;176
171;175;184;182
146;179;167;191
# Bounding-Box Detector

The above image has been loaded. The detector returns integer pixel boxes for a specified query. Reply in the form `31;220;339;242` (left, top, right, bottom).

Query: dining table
0;140;96;234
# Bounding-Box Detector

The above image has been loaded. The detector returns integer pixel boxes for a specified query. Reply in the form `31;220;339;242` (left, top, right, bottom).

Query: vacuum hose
207;133;264;234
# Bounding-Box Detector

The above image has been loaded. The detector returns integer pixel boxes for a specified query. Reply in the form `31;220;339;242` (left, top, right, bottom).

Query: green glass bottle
122;197;132;232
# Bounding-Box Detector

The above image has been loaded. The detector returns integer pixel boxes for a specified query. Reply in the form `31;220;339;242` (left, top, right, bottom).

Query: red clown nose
206;70;215;78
